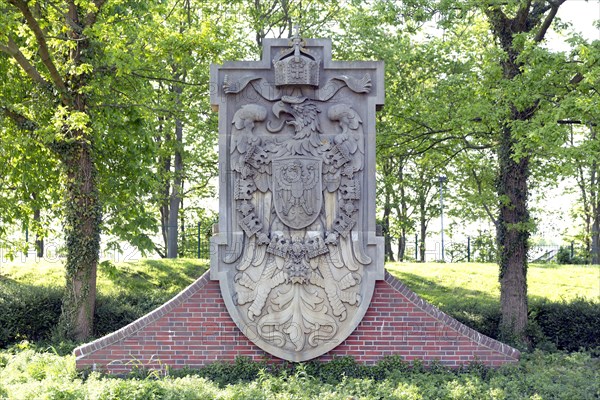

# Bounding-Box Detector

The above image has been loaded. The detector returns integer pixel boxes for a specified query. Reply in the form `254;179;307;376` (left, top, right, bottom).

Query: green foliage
556;245;589;265
0;278;63;347
0;348;599;399
532;297;600;352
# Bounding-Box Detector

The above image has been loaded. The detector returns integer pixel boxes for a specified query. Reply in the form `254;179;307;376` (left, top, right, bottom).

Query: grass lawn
3;258;597;305
0;258;209;297
385;261;600;307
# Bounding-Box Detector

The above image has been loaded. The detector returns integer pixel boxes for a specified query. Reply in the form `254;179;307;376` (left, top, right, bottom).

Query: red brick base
74;271;519;374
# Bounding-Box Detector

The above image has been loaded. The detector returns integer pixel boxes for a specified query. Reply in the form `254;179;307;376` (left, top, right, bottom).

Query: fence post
570;241;574;260
467;236;471;262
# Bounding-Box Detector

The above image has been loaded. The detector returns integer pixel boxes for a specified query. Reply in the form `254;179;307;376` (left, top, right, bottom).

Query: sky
550;0;600;49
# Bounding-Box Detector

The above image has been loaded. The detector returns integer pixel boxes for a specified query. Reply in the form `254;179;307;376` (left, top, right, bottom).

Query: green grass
386;262;600;306
0;258;208;297
2;259;595;307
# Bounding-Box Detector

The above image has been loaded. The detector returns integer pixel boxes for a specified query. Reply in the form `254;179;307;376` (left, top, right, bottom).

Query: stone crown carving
273;37;319;87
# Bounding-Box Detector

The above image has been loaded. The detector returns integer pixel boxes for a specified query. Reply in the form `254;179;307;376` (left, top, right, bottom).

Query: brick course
74;270;519;374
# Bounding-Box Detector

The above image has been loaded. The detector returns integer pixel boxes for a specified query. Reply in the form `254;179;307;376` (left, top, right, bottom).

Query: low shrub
2;348;598;400
0;278;174;347
532;297;600;351
437;297;600;352
0;279;63;347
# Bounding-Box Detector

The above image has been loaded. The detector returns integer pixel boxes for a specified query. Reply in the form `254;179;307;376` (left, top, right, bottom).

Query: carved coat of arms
210;35;384;362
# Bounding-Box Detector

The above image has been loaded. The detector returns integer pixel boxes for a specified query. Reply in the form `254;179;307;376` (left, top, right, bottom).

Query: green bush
1;348;599;399
532;297;600;351
556;245;590;265
437;297;600;352
0;277;173;347
0;279;63;347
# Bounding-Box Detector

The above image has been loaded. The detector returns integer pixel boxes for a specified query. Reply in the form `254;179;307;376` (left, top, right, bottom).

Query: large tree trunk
484;1;568;344
59;142;101;341
5;0;105;341
57;3;101;341
497;125;530;343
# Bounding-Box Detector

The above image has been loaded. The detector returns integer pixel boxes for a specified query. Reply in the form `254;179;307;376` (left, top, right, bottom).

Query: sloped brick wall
74;271;519;374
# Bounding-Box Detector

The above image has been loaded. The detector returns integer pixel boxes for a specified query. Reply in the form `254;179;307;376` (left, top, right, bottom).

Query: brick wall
74;271;519;374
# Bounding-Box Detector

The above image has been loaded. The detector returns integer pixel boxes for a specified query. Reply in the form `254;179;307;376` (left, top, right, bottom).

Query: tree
481;0;577;342
377;0;581;342
0;0;109;340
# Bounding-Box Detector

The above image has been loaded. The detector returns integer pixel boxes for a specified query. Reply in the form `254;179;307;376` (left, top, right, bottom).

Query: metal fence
383;235;585;264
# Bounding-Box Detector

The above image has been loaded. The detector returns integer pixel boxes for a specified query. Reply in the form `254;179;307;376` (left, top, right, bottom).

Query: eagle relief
210;33;384;362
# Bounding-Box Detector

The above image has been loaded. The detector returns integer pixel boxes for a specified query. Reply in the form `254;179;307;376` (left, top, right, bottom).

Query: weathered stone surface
210;36;385;362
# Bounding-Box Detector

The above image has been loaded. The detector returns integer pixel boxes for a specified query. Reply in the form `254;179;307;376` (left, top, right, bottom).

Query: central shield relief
272;157;322;229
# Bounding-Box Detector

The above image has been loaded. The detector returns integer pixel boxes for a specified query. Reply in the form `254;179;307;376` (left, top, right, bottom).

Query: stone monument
209;32;385;362
73;34;520;373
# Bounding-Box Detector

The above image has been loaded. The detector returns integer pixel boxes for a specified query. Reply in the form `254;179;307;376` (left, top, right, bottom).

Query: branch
533;0;566;42
0;37;49;86
129;71;207;86
7;0;68;96
85;0;107;27
515;0;532;28
1;106;38;131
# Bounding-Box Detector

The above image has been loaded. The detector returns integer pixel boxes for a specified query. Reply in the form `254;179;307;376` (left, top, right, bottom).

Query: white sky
553;0;600;45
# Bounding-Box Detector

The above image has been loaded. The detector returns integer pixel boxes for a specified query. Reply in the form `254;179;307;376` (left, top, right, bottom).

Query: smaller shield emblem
272;157;322;229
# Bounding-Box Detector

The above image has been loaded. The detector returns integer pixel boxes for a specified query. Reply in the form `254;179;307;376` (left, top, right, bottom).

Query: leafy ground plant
0;347;598;399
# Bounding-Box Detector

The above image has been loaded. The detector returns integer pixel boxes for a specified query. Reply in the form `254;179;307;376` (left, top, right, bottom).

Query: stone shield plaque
210;36;384;362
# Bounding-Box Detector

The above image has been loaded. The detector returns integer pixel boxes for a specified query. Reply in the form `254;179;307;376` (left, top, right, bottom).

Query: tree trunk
592;202;599;264
419;202;427;263
382;192;395;262
397;230;406;262
57;3;101;341
31;192;43;258
59;142;101;341
33;207;43;258
167;85;184;258
396;164;408;261
590;127;599;264
157;117;170;258
497;125;530;343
